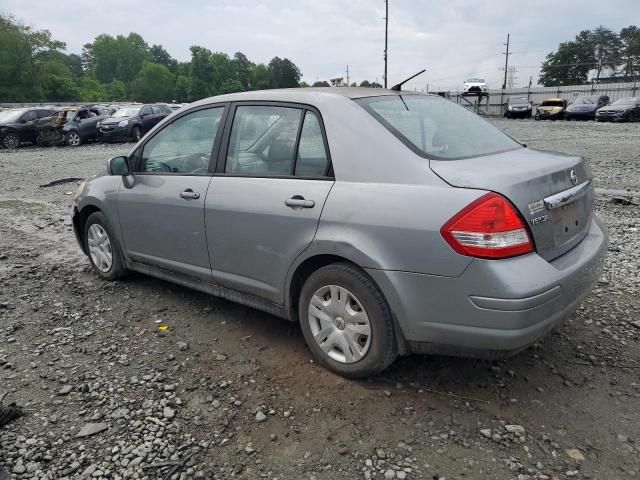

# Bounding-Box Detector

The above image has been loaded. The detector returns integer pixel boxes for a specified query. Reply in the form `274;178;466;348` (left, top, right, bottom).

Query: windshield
509;96;528;105
572;95;599;105
357;95;522;160
112;107;141;117
541;100;564;107
0;109;26;123
466;78;484;83
612;97;637;106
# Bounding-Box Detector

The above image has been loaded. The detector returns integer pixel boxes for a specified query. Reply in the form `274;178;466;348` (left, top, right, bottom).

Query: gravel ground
0;120;639;480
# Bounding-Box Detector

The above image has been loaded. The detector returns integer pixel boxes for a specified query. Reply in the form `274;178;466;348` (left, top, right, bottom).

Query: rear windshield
541;100;565;107
356;95;521;160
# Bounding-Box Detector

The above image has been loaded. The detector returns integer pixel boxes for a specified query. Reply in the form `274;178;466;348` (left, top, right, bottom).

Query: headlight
117;120;128;127
508;106;513;110
74;181;86;201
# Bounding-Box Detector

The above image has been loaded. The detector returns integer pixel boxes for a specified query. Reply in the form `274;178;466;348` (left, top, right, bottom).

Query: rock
177;341;189;351
57;385;73;395
566;448;585;461
631;320;640;329
255;411;267;423
384;469;396;479
337;445;348;455
480;428;492;438
245;445;256;455
215;353;227;361
76;423;108;438
163;407;176;419
397;472;407;480
504;424;526;435
617;434;629;443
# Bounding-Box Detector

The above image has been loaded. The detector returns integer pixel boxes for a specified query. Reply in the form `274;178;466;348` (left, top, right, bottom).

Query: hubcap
308;285;371;364
69;132;80;146
87;224;113;272
3;134;19;148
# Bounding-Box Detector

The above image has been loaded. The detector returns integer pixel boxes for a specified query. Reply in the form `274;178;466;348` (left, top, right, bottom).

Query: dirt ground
1;119;639;480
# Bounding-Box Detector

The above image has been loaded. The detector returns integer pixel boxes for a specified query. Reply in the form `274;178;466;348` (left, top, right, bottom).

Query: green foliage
312;80;330;87
0;13;305;103
539;25;639;86
132;62;175;103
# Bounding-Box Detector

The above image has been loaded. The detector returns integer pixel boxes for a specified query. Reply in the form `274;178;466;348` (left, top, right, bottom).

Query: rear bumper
367;215;608;357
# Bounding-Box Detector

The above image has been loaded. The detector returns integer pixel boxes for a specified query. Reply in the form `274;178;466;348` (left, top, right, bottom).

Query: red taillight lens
440;193;534;259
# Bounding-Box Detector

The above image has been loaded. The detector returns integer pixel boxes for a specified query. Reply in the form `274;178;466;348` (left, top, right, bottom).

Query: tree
87;33;149;84
249;63;271;90
105;80;127;101
220;79;243;94
299;81;310;87
174;75;191;103
232;52;253;90
132;61;175;103
312;80;330;87
619;26;640;77
591;26;622;79
77;77;106;102
149;44;177;72
539;40;592;86
268;57;301;88
189;45;214;100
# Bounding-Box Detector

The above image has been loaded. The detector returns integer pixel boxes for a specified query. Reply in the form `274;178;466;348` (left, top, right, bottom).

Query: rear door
117;104;227;280
17;110;39;142
205;103;334;303
140;106;155;132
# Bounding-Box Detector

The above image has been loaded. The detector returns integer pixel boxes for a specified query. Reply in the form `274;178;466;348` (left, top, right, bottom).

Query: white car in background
463;78;488;94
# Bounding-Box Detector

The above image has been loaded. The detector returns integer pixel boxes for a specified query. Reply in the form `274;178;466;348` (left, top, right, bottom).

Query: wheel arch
74;204;102;254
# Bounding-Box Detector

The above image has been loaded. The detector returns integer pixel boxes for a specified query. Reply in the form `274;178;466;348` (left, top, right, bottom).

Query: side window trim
131;103;230;176
215;101;334;179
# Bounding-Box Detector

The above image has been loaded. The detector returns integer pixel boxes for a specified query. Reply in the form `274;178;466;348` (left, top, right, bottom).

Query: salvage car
564;95;609;121
72;88;608;378
36;106;111;147
504;96;532;119
463;78;488;94
0;107;56;148
535;98;567;120
595;97;640;122
97;104;173;142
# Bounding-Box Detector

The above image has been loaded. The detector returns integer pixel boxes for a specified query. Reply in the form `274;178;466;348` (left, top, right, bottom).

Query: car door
117;105;228;280
74;109;93;138
140;106;155;133
17;110;39;142
205;103;334;303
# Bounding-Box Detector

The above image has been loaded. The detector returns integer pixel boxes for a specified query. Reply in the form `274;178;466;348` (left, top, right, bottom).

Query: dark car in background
98;104;172;142
0;107;56;148
34;106;111;147
596;97;640;122
564;95;609;121
504;96;532;119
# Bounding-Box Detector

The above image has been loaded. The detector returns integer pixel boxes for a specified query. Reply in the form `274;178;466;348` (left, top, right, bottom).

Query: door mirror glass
108;156;130;176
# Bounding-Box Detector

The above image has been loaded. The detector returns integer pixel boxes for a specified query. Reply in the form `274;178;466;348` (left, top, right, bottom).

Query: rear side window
295;111;328;177
357;95;522;160
21;111;37;122
225;106;302;176
151;105;163;114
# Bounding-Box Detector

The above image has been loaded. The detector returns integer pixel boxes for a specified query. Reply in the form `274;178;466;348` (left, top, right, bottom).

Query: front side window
358;95;521;160
141;106;152;116
225;106;302;176
21;111;38;122
295;111;329;177
139;107;224;174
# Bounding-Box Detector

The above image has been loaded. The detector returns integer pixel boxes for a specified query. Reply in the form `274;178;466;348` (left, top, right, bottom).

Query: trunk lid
430;148;593;261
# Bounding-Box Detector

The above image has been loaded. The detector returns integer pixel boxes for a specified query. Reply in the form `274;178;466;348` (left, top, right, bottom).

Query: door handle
285;196;315;208
180;189;200;200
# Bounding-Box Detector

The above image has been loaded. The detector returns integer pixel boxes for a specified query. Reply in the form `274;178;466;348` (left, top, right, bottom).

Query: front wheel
84;211;128;280
298;263;397;378
130;125;142;142
66;130;82;147
2;133;20;149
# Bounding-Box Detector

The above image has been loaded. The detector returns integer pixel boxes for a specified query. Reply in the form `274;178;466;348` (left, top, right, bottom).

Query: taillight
440;193;534;259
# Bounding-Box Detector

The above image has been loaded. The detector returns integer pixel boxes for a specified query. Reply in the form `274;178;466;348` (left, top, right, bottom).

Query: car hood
0;121;19;128
598;105;630;112
102;116;135;124
567;104;597;112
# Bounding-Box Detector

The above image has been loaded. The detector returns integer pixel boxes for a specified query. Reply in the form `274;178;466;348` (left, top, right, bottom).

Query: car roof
190;87;426;108
543;98;565;101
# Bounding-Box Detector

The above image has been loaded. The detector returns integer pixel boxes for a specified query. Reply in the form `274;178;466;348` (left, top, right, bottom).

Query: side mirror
108;156;130;176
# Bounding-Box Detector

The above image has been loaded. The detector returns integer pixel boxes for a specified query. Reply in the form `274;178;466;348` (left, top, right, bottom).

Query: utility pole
346;65;350;86
502;33;510;90
384;0;389;88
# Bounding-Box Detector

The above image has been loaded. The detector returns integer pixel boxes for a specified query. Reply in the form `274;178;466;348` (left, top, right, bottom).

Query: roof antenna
390;69;426;91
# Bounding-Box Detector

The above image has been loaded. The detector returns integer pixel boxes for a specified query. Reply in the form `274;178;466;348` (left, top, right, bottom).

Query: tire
83;211;128;281
2;132;20;149
629;112;638;122
130;125;142;142
298;263;397;378
534;114;540;121
65;130;82;147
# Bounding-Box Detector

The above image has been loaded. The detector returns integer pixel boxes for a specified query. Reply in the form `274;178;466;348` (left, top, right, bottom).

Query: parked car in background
98;104;173;142
535;98;567;120
0;107;56;148
72;88;607;378
463;78;488;94
34;106;110;147
595;97;640;122
564;95;609;121
504;96;532;119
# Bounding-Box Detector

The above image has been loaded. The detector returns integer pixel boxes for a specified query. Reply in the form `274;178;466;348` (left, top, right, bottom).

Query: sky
2;0;638;91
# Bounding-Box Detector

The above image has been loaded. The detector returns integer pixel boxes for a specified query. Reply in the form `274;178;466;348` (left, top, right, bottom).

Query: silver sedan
72;88;608;378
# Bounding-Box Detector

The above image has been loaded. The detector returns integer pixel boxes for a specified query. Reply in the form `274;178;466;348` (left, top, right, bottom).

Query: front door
206;104;334;303
118;105;227;280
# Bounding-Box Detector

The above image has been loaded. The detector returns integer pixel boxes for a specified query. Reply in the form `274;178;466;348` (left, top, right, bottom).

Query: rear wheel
298;263;397;378
2;133;20;149
629;111;639;122
83;211;128;280
66;130;82;147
